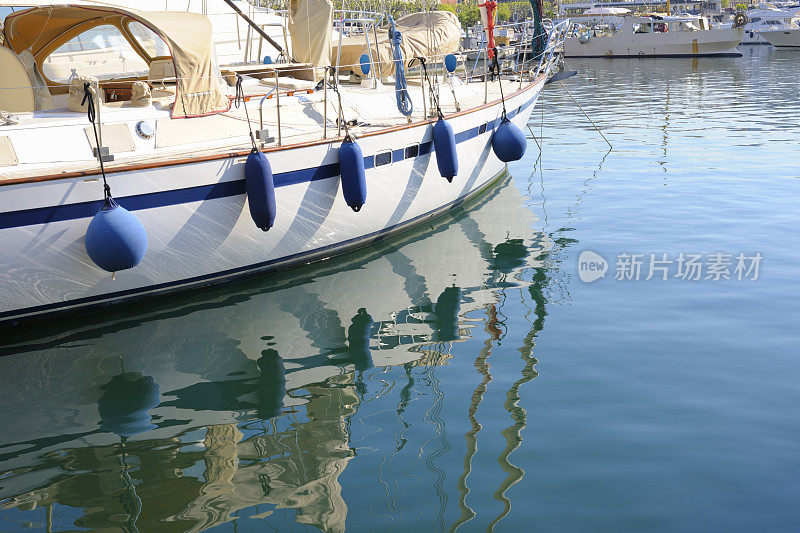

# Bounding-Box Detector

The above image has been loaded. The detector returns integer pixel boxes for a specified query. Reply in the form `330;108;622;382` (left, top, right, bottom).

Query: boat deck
0;75;534;183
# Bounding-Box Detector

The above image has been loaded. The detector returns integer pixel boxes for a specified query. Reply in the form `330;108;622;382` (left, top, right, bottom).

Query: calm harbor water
2;45;799;532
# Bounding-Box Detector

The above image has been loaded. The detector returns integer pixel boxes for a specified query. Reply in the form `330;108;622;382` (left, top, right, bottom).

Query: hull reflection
0;173;568;531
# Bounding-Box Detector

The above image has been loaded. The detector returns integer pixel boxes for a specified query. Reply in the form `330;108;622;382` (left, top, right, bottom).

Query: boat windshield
128;21;171;58
42;24;150;83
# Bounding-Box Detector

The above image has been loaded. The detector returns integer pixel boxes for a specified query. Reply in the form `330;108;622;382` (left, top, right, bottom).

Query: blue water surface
0;46;798;532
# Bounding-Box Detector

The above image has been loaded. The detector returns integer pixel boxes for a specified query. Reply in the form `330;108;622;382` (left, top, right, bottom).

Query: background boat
564;13;743;58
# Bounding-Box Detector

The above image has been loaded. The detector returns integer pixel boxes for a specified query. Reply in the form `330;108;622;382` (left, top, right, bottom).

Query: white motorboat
718;7;800;45
565;13;744;58
0;1;569;326
759;26;800;46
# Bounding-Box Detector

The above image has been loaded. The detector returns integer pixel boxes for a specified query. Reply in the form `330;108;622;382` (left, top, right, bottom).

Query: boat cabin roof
1;3;229;118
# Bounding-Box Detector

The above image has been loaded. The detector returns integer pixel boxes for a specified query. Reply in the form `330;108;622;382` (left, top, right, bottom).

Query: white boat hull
759;28;800;47
740;29;772;45
564;28;744;57
725;6;800;45
0;79;544;326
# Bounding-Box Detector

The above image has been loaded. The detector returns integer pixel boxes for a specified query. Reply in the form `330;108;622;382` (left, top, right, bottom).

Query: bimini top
2;4;230;118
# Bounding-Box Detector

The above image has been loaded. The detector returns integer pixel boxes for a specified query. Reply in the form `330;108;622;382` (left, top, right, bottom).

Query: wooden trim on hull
0;168;509;328
0;75;545;187
2;90;538;229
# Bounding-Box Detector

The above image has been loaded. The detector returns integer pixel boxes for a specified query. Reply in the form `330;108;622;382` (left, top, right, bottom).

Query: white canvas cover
0;46;34;112
0;0;295;65
288;0;332;68
2;5;230;118
333;11;461;77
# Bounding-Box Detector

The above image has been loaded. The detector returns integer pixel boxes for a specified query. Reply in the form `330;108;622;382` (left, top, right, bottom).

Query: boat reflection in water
0;173;573;532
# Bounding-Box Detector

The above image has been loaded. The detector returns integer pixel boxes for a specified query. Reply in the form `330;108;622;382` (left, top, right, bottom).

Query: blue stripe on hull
1;93;536;230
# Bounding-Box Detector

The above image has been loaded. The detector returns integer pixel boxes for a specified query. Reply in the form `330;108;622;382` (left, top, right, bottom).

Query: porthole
405;144;419;159
136;120;155;139
375;150;392;166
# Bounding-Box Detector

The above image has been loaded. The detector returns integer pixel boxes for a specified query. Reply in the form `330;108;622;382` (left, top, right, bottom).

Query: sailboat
0;0;568;327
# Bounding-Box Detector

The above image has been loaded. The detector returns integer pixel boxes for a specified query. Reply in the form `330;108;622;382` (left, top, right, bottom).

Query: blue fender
347;308;374;371
98;372;160;438
339;137;367;211
257;349;286;420
492;117;527;162
85;199;148;273
244;148;276;231
432;117;458;182
434;286;462;341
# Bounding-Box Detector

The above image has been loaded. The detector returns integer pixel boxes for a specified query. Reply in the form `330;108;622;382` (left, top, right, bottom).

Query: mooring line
526;124;542;151
559;81;612;149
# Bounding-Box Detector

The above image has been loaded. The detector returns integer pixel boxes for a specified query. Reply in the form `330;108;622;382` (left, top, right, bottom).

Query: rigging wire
414;56;443;119
81;83;112;204
234;74;258;150
328;65;355;140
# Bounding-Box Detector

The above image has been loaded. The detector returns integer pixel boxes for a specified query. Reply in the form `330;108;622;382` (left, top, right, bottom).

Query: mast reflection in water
0;173;573;532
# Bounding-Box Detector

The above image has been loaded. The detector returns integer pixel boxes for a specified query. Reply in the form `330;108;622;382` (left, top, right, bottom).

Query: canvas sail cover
333;11;461;77
288;0;333;67
2;5;230;118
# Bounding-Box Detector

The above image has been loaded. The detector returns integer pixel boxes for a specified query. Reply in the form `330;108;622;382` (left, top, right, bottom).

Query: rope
388;17;413;117
489;44;501;81
329;66;353;139
492;47;507;118
81;83;112;204
479;1;498;60
415;56;443;119
559;81;612;149
234;74;258;150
